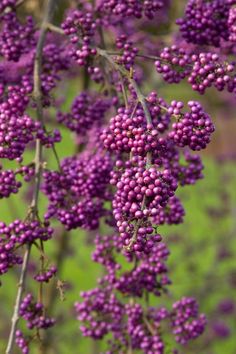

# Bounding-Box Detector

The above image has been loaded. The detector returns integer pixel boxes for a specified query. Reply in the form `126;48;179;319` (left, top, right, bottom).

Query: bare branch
5;245;31;354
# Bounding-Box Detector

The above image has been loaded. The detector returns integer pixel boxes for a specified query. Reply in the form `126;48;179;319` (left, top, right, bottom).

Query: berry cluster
0;219;53;246
99;0;164;19
62;9;97;66
171;297;207;344
155;45;192;83
152;196;185;225
15;330;29;354
176;0;232;46
116;243;170;296
19;293;55;329
0;236;22;275
101;103;168;156
0;223;53;277
188;53;235;95
75;288;124;339
43;152;113;230
115;35;138;70
112;164;177;250
124;302;165;353
162;149;204;186
0;220;53;276
87;65;104;83
0;167;21;198
34;265;57;283
0;13;35;61
93;234;169;297
57;92;111;136
0;86;39;159
168;101;215;151
76;234;206;353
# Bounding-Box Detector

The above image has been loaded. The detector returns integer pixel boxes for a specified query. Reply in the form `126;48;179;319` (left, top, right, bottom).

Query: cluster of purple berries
0;13;35;61
115;35;138;70
155;45;192;83
112;164;177;250
34;265;57;283
0;220;53;276
168;100;215;151
15;330;29;354
93;234;169;297
19;293;55;330
0;219;53;245
117;244;170;296
99;0;164;19
0;236;22;275
188;53;235;95
57;91;111;135
43;152;113;230
0;86;39;159
152;45;236;96
0;166;21;198
76;234;206;353
62;9;97;66
160;146;204;186
76;288;124;339
176;0;232;46
152;196;185;225
101;104;167;156
171;297;207;344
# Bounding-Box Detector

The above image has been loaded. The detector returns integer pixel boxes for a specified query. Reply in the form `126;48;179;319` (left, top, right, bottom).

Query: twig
96;49;152;125
5;244;31;354
5;1;57;353
46;22;64;35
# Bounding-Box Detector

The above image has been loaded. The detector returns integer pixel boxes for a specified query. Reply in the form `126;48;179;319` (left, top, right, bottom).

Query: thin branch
51;144;62;171
16;0;26;7
120;74;128;108
5;1;57;353
96;48;152;125
46;22;64;35
5;244;31;354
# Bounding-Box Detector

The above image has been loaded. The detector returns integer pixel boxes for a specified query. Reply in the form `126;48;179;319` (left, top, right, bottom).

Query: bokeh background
0;1;236;353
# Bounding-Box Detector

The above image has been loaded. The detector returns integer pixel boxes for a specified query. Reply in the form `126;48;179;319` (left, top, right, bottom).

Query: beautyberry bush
0;0;235;353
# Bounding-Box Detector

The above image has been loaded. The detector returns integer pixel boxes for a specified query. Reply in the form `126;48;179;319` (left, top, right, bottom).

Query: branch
5;1;57;353
16;0;25;7
96;48;152;125
96;49;154;250
5;245;31;354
